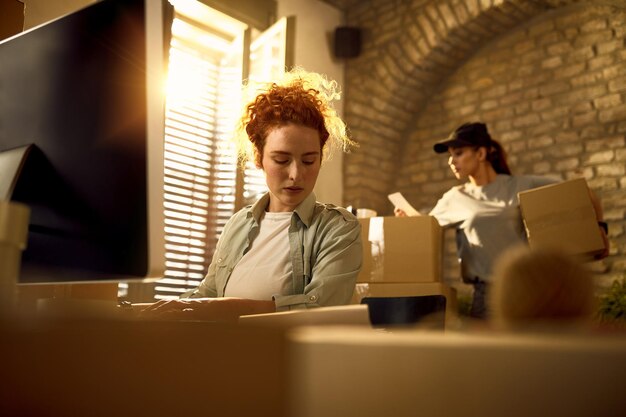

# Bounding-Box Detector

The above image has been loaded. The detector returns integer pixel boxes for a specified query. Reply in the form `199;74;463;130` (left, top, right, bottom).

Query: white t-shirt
429;174;557;282
223;211;292;300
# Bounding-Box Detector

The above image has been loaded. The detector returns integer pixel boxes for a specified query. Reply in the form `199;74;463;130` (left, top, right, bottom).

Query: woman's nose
288;161;302;180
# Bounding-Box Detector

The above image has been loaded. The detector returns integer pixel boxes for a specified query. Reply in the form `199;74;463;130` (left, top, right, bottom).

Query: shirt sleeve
185;213;241;299
189;254;219;298
513;175;561;196
273;212;362;310
525;175;560;189
428;188;460;227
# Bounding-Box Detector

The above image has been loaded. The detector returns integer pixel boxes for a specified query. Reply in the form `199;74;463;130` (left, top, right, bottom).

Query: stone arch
343;0;588;212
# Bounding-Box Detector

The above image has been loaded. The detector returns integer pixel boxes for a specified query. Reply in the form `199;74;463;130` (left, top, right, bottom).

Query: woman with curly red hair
142;69;361;320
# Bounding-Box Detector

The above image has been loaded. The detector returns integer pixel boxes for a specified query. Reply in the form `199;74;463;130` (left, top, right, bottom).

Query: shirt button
217;258;223;263
308;295;318;302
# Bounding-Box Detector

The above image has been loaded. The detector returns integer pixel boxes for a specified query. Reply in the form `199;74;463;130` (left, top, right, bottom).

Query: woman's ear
477;147;488;162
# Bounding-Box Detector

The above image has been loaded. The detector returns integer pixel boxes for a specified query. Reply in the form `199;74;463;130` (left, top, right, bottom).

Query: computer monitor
0;0;173;284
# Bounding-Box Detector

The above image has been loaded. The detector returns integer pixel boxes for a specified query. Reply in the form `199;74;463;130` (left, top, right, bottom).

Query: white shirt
429;174;557;282
224;211;292;300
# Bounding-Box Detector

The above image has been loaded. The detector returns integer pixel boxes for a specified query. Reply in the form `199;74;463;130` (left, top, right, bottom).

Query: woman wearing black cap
395;122;608;319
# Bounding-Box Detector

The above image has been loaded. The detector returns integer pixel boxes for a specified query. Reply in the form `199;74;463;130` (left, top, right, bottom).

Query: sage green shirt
189;192;362;310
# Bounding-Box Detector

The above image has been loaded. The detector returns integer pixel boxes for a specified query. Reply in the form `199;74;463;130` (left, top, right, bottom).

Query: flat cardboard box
239;305;371;328
518;178;605;259
351;282;458;326
357;216;442;283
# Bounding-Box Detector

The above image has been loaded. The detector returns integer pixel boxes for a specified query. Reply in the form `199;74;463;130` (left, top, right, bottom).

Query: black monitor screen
0;0;172;284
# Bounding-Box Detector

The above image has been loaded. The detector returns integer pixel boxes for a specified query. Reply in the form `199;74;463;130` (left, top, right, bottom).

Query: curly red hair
235;68;355;169
245;83;328;167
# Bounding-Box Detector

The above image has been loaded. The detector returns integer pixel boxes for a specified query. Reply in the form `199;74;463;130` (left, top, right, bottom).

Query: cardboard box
518;178;605;259
0;0;24;42
288;327;626;417
1;319;288;417
351;282;458;326
239;305;370;328
357;216;442;283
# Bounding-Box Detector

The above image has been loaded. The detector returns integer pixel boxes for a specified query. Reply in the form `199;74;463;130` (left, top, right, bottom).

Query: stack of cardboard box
349;178;605;328
352;216;457;324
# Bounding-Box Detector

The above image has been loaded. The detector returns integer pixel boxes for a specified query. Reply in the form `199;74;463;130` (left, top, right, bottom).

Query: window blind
154;13;241;299
121;3;290;302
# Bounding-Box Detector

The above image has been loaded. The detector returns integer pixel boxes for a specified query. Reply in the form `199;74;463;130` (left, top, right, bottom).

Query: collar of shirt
247;192;317;228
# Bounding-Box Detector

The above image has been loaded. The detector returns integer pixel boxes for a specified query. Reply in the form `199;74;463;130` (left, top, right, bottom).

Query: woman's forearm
139;297;276;321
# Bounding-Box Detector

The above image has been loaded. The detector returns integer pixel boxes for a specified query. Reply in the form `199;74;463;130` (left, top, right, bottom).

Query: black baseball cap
433;122;492;153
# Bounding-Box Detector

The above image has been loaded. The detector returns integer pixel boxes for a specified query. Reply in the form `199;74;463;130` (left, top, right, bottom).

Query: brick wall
341;0;626;293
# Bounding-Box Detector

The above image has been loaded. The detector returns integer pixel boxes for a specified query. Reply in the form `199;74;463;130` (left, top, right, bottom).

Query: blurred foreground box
287;327;626;417
357;216;442;283
518;178;605;260
0;318;287;417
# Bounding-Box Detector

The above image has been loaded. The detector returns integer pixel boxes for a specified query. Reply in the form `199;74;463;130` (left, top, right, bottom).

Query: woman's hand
394;207;407;217
138;298;239;321
595;225;610;260
138;297;276;321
